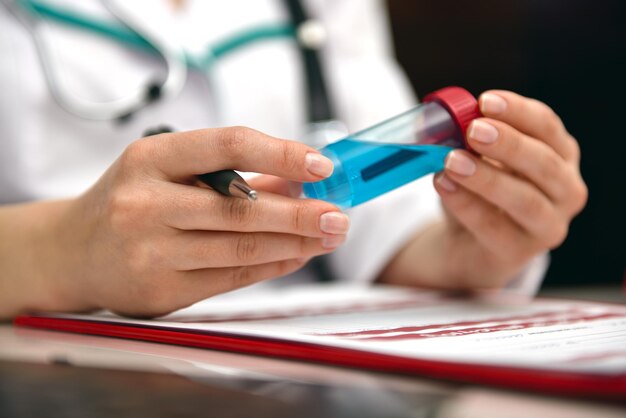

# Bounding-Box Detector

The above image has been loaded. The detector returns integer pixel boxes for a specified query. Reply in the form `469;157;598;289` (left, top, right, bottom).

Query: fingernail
469;120;498;144
305;153;334;178
446;151;476;176
480;93;507;115
322;235;346;249
320;212;350;234
436;173;457;192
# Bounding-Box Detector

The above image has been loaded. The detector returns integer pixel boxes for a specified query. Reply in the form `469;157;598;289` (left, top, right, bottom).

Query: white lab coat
0;0;547;295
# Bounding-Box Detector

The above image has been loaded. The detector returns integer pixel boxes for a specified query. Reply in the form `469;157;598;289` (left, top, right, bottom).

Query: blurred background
387;0;625;288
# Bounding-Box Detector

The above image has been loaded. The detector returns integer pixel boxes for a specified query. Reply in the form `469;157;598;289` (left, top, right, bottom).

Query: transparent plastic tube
303;87;480;208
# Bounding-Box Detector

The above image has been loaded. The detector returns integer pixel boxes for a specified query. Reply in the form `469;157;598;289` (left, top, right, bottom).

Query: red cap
423;86;481;150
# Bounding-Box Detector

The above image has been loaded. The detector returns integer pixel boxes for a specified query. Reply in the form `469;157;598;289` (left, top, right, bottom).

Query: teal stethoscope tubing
19;0;296;71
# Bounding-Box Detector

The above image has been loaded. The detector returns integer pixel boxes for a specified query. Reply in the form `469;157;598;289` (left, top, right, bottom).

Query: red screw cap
423;86;481;150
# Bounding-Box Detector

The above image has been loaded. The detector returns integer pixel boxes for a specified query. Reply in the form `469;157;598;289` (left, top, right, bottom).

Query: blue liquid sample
303;138;454;208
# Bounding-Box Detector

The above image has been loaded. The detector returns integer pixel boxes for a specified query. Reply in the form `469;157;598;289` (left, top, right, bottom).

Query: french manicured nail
320;212;350;234
480;93;507;115
446;151;476;176
305;153;334;177
436;173;457;192
468;120;499;144
322;235;346;249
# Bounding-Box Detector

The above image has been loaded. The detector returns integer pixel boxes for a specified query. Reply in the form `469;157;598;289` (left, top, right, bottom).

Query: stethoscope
3;0;344;145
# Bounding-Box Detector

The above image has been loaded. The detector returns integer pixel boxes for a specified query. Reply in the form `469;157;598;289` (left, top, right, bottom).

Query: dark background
387;0;625;287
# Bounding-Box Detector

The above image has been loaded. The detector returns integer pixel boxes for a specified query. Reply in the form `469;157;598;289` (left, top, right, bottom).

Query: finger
174;258;308;307
478;90;580;162
169;231;345;270
246;175;302;197
444;150;567;246
158;182;349;238
433;173;533;261
466;118;576;203
136;126;334;181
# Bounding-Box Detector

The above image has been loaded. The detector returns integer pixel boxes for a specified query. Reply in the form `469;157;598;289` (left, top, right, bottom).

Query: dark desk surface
1;286;625;418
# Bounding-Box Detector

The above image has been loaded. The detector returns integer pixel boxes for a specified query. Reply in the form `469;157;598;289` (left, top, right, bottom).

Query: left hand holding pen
431;90;588;288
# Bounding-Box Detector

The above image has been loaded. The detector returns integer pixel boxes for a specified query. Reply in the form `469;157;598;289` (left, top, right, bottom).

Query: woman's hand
381;91;587;289
1;127;350;318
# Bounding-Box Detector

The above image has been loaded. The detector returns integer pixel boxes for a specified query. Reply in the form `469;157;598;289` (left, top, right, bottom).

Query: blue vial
303;87;480;208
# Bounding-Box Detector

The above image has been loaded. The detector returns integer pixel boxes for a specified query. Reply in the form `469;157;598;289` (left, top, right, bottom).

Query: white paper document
39;284;626;375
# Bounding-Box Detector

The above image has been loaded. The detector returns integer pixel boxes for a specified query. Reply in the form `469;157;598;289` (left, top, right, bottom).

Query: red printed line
352;313;625;341
565;350;626;363
321;310;582;337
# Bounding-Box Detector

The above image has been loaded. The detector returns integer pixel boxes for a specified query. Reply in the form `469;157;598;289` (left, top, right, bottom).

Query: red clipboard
14;313;626;400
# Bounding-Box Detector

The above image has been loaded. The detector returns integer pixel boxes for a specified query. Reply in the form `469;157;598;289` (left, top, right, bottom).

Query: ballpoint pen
198;170;258;201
